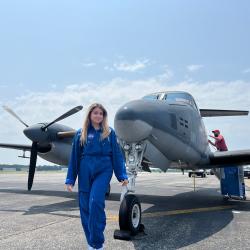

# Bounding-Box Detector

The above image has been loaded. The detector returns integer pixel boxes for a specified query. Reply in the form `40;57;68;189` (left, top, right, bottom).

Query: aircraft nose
115;104;136;121
114;100;153;142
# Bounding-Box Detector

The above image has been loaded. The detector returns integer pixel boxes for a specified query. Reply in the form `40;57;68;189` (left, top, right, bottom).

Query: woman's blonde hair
80;103;110;146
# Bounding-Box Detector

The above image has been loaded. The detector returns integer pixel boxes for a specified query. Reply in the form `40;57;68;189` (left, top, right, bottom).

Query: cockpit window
142;94;160;100
164;92;198;110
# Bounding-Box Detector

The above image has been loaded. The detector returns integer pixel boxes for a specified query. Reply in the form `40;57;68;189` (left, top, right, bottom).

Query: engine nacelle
38;142;71;166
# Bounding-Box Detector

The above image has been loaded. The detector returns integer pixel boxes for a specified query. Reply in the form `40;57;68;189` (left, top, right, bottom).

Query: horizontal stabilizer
200;109;249;117
0;143;32;151
210;150;250;166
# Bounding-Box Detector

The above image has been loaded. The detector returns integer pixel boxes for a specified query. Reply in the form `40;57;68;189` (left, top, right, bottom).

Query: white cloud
242;68;250;74
111;59;150;72
187;64;204;72
1;73;250;165
104;65;114;72
81;62;96;68
157;65;174;81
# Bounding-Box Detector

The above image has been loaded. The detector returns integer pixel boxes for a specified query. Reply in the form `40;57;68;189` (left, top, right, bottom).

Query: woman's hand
121;179;129;186
65;184;73;192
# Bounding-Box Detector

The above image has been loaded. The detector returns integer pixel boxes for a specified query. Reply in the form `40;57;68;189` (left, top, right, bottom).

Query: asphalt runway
0;171;250;250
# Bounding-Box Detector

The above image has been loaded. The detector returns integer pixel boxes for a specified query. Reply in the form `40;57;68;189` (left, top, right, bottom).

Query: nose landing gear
114;140;146;240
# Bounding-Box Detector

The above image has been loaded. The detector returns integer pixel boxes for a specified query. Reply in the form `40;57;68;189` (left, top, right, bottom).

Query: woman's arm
110;128;128;182
65;129;81;187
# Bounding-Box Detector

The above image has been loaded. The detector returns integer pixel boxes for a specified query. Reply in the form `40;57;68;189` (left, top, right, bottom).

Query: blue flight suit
65;123;128;249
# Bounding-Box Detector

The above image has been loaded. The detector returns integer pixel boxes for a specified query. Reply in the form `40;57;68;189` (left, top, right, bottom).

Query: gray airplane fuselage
114;92;211;171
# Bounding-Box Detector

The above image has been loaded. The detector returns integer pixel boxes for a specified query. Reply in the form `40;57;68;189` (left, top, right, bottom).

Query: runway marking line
106;205;236;222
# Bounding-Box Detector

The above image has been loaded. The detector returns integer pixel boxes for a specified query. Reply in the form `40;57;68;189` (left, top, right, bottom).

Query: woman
65;103;128;250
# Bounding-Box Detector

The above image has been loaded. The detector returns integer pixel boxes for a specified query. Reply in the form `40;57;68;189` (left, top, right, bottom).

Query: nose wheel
114;194;144;240
119;194;142;235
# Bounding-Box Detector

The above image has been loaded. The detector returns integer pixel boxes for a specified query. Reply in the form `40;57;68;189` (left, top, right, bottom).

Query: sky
0;0;250;165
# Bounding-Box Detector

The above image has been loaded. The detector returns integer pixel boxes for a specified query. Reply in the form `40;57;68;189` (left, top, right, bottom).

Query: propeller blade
28;142;38;191
2;105;29;127
42;105;83;130
57;130;76;139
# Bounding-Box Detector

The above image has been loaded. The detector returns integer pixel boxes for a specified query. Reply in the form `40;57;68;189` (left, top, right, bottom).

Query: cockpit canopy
142;91;199;110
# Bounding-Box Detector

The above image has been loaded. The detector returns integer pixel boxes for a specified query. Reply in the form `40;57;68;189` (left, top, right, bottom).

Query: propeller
2;105;83;191
28;142;38;191
2;105;29;127
41;105;83;131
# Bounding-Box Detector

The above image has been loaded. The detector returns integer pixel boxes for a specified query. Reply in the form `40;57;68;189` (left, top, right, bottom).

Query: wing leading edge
209;149;250;166
0;143;32;151
200;109;249;117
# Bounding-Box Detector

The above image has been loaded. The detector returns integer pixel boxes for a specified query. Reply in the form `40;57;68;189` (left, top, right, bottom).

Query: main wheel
119;194;141;235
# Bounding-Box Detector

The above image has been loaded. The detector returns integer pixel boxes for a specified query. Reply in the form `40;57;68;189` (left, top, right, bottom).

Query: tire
119;194;141;235
188;173;191;178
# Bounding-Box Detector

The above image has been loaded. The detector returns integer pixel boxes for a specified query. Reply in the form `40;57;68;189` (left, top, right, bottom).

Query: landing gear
114;140;146;239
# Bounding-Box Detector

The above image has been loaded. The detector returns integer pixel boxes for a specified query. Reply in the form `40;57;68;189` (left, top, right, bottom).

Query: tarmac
0;171;250;250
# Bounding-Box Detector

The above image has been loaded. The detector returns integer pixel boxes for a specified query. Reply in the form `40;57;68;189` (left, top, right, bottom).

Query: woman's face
90;107;104;125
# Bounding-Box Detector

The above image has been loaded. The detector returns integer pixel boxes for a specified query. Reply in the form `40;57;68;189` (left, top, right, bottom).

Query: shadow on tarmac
0;188;250;249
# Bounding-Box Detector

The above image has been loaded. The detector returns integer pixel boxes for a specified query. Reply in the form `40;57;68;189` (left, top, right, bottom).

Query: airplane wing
200;109;249;117
0;143;32;151
209;149;250;166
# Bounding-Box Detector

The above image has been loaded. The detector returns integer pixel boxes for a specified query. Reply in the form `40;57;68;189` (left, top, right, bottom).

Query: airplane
1;91;250;236
0;105;82;190
113;91;250;235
